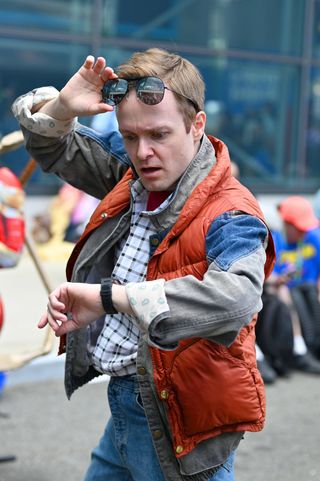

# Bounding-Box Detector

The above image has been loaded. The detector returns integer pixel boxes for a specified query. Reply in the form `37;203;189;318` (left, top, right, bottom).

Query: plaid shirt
91;180;171;376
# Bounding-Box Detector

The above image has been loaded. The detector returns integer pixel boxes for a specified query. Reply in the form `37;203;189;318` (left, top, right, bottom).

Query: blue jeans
84;376;235;481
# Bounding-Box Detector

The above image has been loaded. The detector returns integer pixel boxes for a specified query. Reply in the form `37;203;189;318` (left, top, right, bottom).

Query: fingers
38;313;49;329
39;309;76;337
93;57;106;74
100;66;118;82
83;55;106;76
83;55;118;81
38;287;68;333
55;318;77;337
39;282;102;337
83;55;95;69
40;304;67;333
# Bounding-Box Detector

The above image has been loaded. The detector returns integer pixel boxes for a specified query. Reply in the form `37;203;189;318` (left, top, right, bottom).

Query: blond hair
115;48;205;130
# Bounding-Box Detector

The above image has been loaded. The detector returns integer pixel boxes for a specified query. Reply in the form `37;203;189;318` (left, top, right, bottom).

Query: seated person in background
261;196;320;375
32;183;99;246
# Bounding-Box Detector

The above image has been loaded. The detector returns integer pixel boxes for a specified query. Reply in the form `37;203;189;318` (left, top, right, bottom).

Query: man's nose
137;138;152;159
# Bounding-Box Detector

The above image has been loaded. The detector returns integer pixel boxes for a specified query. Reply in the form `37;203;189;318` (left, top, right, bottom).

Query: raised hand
39;56;118;120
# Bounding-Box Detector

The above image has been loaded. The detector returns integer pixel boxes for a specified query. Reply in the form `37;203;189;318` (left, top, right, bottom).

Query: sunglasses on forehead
101;76;199;111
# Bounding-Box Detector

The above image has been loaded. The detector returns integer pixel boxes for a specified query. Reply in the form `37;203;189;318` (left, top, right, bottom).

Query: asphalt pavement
1;371;320;481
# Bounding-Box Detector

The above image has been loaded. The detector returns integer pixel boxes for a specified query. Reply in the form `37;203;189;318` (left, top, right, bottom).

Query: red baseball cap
278;196;319;232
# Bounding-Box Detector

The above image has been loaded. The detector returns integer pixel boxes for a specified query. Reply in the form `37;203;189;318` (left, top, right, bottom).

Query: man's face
116;89;205;191
284;222;304;243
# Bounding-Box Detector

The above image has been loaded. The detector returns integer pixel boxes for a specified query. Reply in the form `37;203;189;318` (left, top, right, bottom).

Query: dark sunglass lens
136;77;164;105
102;79;128;105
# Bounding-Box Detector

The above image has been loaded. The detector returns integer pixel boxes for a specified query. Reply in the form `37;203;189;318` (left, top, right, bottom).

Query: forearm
124;214;269;349
39;280;133;336
124;246;266;350
11;54;128;196
36;96;75;121
22;126;127;198
12;88;128;198
12;87;76;137
156;247;266;347
112;283;133;314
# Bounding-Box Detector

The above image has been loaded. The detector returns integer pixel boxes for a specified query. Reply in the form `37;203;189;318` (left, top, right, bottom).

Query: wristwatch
100;278;118;314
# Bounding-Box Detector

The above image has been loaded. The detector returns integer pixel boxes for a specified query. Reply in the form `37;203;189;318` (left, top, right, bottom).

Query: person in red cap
266;196;320;374
278;195;319;233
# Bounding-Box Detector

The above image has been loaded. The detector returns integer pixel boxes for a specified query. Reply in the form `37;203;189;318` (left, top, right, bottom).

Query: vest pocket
168;339;264;437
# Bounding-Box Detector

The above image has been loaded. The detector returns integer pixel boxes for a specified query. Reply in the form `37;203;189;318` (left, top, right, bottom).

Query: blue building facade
1;0;320;194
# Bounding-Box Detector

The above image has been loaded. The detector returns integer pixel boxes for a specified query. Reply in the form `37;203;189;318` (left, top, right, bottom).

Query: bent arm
126;213;268;349
40;214;268;347
12;90;129;199
11;56;130;199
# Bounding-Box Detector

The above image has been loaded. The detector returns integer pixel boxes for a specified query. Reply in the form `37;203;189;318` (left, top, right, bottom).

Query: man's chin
139;174;178;193
141;182;175;193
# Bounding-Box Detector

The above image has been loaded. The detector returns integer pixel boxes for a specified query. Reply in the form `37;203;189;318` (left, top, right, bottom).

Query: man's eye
123;135;136;142
152;131;168;140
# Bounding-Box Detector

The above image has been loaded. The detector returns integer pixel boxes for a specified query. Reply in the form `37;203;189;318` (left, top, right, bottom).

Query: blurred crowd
256;194;320;384
229;159;320;385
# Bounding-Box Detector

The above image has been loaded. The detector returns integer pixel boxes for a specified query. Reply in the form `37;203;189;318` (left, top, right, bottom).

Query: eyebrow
120;125;172;135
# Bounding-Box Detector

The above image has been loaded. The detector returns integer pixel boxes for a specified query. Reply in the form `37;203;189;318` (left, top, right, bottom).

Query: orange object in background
0;167;25;268
0;295;3;333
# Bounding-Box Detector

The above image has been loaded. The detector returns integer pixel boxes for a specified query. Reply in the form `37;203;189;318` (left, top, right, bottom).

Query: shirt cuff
125;279;170;343
11;86;76;137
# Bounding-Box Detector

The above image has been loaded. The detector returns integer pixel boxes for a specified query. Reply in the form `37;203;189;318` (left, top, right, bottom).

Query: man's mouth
141;167;161;175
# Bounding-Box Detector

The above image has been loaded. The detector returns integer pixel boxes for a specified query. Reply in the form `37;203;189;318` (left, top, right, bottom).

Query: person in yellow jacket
12;48;275;481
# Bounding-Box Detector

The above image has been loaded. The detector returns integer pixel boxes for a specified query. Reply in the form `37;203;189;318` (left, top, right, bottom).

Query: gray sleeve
11;87;129;199
22;126;129;199
150;245;266;348
148;213;268;349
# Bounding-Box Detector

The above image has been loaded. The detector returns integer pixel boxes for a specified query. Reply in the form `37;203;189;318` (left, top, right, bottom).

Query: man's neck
146;191;171;211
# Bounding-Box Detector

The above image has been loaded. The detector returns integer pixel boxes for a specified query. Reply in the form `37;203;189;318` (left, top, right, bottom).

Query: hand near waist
38;281;133;337
35;56;118;121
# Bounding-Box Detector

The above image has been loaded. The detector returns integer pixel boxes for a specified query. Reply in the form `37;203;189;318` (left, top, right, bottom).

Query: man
12;49;275;481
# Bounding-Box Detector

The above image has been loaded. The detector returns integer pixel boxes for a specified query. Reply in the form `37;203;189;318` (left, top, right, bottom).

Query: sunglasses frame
101;76;199;112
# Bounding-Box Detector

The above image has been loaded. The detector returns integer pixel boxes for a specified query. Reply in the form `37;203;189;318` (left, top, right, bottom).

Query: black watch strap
100;278;117;314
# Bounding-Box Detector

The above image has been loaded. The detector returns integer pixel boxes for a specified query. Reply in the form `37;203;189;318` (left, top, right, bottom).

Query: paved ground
0;251;65;360
0;252;320;481
0;372;320;481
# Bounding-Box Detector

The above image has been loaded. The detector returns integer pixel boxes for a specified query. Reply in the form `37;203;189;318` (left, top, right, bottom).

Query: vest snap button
176;445;184;454
152;429;163;440
100;212;108;219
160;390;169;400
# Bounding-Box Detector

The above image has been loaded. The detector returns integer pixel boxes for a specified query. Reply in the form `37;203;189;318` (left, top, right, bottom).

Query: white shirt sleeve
125;279;171;348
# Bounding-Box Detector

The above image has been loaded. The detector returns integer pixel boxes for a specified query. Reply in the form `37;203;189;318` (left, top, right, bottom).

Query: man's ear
192;111;206;141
